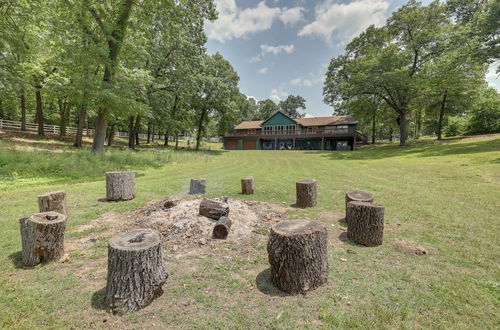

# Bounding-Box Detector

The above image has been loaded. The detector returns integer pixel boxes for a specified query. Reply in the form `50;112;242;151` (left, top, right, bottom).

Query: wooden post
296;179;317;207
267;220;328;294
38;191;68;215
241;176;254;195
345;190;373;211
346;201;384;246
212;216;232;239
189;178;206;194
321;136;324;150
106;171;136;201
20;212;67;267
105;229;168;315
199;197;229;220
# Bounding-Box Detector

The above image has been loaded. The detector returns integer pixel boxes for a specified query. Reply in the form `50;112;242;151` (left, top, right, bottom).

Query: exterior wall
261;112;297;126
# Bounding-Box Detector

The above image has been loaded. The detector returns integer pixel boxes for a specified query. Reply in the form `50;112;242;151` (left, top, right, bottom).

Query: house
223;111;364;151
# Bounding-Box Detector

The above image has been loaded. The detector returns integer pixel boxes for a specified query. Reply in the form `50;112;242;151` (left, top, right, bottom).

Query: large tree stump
19;212;67;267
346;201;384;246
296;179;317;207
38;191;68;215
345;190;373;210
267;219;328;294
106;171;136;201
241;176;254;195
189;178;206;194
199;197;229;220
212;216;232;239
104;229;168;315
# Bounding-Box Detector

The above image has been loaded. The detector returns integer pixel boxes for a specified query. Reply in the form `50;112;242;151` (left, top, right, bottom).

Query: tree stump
345;190;373;210
19;212;67;267
162;197;179;209
106;171;136;201
296;179;317;207
104;228;168;315
199;197;229;220
38;191;68;215
267;219;328;294
212;216;232;239
346;201;384;246
189;178;206;194
241;176;254;195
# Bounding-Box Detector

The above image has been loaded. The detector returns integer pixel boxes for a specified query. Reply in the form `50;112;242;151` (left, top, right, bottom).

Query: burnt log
296;179;317;208
162;197;179;209
346;201;384;246
20;212;67;267
199;198;229;220
104;228;168;315
345;190;373;211
241;176;254;195
212;216;232;239
267;219;328;294
106;171;136;201
38;190;68;215
189;178;206;194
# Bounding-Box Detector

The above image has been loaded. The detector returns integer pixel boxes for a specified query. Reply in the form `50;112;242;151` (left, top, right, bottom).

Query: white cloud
298;0;390;43
258;67;269;74
279;7;305;26
270;88;289;103
290;73;324;87
304;113;315;118
486;62;499;90
261;44;295;55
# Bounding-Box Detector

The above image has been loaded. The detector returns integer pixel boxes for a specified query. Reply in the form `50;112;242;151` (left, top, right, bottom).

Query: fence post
53;125;56;134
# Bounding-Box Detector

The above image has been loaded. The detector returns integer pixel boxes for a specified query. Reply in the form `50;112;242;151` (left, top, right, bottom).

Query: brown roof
233;115;357;130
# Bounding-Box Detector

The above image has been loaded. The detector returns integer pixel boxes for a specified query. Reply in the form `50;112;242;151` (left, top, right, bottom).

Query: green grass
0;133;499;329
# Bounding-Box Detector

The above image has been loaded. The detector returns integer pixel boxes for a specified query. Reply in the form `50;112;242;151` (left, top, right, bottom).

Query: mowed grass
0;133;499;329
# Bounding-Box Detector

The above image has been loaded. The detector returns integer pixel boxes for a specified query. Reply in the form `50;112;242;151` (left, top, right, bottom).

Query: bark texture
20;212;67;267
296;179;317;208
241;176;254;195
38;191;68;215
189;178;206;194
346;201;384;246
345;190;374;211
199;197;229;220
104;228;168;315
106;171;136;201
267;220;328;294
212;216;232;239
162;197;180;209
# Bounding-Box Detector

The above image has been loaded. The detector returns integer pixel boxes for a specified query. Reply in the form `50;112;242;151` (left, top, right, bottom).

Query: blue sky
205;0;499;117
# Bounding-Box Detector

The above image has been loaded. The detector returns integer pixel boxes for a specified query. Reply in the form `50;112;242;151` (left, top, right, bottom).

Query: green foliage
467;88;500;134
278;95;306;118
444;116;468;136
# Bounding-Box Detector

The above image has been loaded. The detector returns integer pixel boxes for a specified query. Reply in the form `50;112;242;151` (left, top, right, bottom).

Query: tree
278;95;306;118
256;99;279;120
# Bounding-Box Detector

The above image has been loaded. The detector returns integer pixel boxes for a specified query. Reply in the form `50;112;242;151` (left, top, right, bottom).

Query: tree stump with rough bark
296;179;317;207
241;176;254;195
199;197;229;220
346;201;384;246
106;171;136;201
19;212;67;267
38;190;68;215
189;178;206;194
212;216;232;239
104;228;168;315
345;190;373;210
267;219;328;294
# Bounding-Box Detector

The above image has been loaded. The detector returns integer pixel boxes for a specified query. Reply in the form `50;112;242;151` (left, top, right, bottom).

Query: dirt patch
392;239;428;255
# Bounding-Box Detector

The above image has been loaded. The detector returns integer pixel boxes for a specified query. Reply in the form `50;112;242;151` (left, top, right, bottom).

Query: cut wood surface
106;171;136;201
212;216;232;239
38;191;68;215
296;179;317;207
267;219;328;294
189;178;206;194
346;201;384;246
199;197;229;220
104;228;168;315
345;190;374;210
19;212;67;267
241;176;254;195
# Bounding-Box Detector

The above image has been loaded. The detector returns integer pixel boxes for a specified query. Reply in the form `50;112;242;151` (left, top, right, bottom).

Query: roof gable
261;111;298;126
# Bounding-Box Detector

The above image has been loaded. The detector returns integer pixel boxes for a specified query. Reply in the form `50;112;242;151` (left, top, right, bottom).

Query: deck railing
225;129;352;137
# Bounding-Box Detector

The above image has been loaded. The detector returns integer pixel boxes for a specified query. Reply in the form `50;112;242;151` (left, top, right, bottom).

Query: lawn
0;132;499;329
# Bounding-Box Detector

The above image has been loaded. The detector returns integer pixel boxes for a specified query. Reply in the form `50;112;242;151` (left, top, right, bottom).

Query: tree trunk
74;100;87;147
135;116;141;146
437;91;447;141
345;190;373;212
296;179;317;208
175;134;179;150
106;171;136;201
415;110;422;139
35;87;44;136
92;109;108;153
241;176;254;195
346;201;384;246
189;178;206;194
20;212;67;267
104;229;168;315
164;131;169;147
107;124;115;147
146;122;151;143
397;113;407;146
151;124;155;143
20;93;27;131
128;115;135;149
199;197;229;220
196;108;207;150
38;191;68;215
212;216;232;239
58;99;68;138
389;127;393;142
371;108;376;144
267;219;328;294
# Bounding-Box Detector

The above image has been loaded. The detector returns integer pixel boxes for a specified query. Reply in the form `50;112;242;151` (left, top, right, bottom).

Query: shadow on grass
339;232;359;247
255;268;291;297
91;287;107;310
8;251;24;269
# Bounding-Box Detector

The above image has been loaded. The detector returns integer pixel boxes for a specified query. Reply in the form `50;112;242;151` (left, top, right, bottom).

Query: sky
204;0;499;117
